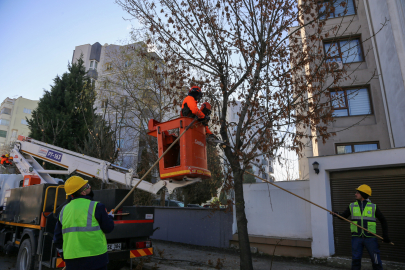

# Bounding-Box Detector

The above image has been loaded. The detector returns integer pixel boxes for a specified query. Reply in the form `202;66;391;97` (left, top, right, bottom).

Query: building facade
0;97;38;149
226;101;275;182
297;0;405;179
72;42;169;171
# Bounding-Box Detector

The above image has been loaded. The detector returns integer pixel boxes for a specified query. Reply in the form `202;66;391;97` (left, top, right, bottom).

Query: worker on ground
331;184;390;270
54;176;114;270
181;86;217;140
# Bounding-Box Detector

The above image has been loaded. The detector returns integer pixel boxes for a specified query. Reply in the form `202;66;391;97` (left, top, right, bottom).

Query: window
116;139;124;149
101;99;108;108
124;60;132;68
1;108;11;115
21;119;28;125
120;96;128;105
0;119;10;126
118;118;125;126
330;88;371;117
89;60;98;70
324;38;363;63
23;108;32;114
106;63;112;70
336;142;379;154
0;130;7;138
11;130;17;138
318;0;356;20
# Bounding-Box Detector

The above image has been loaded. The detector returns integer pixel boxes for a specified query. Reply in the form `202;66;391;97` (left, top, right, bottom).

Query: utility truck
0;116;210;270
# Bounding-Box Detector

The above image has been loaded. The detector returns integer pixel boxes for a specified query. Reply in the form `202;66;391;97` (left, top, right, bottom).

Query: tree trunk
160;189;166;206
233;169;253;270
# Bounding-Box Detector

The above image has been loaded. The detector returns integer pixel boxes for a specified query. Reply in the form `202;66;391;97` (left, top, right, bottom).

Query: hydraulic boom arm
10;136;199;194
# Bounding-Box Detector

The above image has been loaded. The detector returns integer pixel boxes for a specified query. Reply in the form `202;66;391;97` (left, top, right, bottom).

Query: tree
28;58;96;151
116;0;383;268
28;58;117;182
243;168;256;184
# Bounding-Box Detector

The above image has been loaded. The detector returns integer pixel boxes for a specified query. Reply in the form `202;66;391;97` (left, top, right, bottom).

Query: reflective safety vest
349;201;377;237
59;198;107;259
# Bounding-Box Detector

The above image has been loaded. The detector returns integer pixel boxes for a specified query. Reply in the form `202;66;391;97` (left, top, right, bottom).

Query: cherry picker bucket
147;117;211;180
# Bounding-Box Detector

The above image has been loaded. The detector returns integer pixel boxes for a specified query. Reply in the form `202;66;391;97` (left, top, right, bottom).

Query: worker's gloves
208;134;218;140
199;116;210;122
383;235;391;243
108;212;114;218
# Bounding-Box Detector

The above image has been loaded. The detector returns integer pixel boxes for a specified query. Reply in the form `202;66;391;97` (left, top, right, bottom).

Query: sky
0;0;137;102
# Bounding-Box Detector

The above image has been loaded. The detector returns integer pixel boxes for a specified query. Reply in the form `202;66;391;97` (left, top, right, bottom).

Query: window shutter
347;89;371;115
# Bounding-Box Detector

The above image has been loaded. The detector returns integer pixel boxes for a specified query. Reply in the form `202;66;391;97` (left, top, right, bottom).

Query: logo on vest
367;211;371;214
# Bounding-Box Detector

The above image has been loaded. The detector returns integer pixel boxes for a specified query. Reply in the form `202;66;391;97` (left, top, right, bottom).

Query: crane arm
10;136;198;194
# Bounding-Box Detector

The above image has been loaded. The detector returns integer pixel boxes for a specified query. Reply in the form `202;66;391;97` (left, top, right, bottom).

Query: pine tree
28;58;96;151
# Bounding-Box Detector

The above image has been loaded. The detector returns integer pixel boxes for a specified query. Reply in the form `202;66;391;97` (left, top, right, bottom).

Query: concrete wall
239;181;312;239
151;207;233;248
308;147;405;258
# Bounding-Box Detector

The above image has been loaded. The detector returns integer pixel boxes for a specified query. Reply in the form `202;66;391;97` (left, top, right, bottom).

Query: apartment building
226;101;275;182
0;97;38;149
71;41;167;170
296;0;405;179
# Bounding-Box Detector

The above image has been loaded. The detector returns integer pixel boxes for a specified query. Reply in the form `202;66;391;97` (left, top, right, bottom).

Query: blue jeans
352;237;382;270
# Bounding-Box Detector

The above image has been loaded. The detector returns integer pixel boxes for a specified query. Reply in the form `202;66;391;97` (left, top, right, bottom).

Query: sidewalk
134;240;339;270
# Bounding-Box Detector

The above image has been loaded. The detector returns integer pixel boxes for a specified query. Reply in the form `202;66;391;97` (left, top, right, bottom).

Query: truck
0;117;210;270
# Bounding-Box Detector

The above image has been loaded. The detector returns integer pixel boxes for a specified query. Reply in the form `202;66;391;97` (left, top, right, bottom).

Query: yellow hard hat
5;154;9;158
64;176;88;195
356;184;372;196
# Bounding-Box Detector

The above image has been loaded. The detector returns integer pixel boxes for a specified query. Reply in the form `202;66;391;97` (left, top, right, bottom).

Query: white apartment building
71;42;167;170
226;101;275;182
0;97;38;150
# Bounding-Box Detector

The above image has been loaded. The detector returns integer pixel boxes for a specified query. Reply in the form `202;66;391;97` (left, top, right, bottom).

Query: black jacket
335;199;389;239
53;195;114;270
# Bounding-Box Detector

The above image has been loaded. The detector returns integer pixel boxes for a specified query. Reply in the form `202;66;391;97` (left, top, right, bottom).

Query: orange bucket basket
147;117;211;180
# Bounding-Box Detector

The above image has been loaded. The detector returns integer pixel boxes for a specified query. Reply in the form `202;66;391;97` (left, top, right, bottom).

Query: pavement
130;240;339;270
1;240;404;270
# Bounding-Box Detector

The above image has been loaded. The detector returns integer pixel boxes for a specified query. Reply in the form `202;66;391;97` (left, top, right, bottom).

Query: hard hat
5;154;9;158
356;184;372;196
9;157;13;160
188;86;203;101
64;176;88;195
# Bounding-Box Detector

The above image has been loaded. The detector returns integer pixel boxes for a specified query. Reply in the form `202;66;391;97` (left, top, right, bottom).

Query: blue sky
0;0;136;102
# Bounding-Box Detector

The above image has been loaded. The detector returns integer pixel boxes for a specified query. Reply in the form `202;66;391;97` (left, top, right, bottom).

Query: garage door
330;167;405;263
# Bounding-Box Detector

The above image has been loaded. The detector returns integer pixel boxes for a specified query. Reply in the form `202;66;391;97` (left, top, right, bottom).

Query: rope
112;118;198;212
244;171;394;245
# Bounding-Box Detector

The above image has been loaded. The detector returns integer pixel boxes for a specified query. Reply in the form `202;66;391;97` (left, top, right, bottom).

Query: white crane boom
10;137;200;194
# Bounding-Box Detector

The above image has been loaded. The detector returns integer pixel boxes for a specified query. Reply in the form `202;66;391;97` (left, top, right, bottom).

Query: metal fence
151;207;233;248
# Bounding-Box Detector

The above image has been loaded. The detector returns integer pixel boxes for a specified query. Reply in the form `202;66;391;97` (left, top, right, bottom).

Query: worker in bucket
331;184;390;270
181;86;217;140
54;176;114;270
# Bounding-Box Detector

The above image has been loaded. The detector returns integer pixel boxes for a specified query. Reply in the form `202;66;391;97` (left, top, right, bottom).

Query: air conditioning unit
328;61;343;71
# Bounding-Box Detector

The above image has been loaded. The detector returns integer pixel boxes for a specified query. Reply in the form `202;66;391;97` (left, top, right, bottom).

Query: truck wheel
16;239;35;270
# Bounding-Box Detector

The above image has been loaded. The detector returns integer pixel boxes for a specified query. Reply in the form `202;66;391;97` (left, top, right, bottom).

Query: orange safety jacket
1;158;10;165
181;96;213;135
